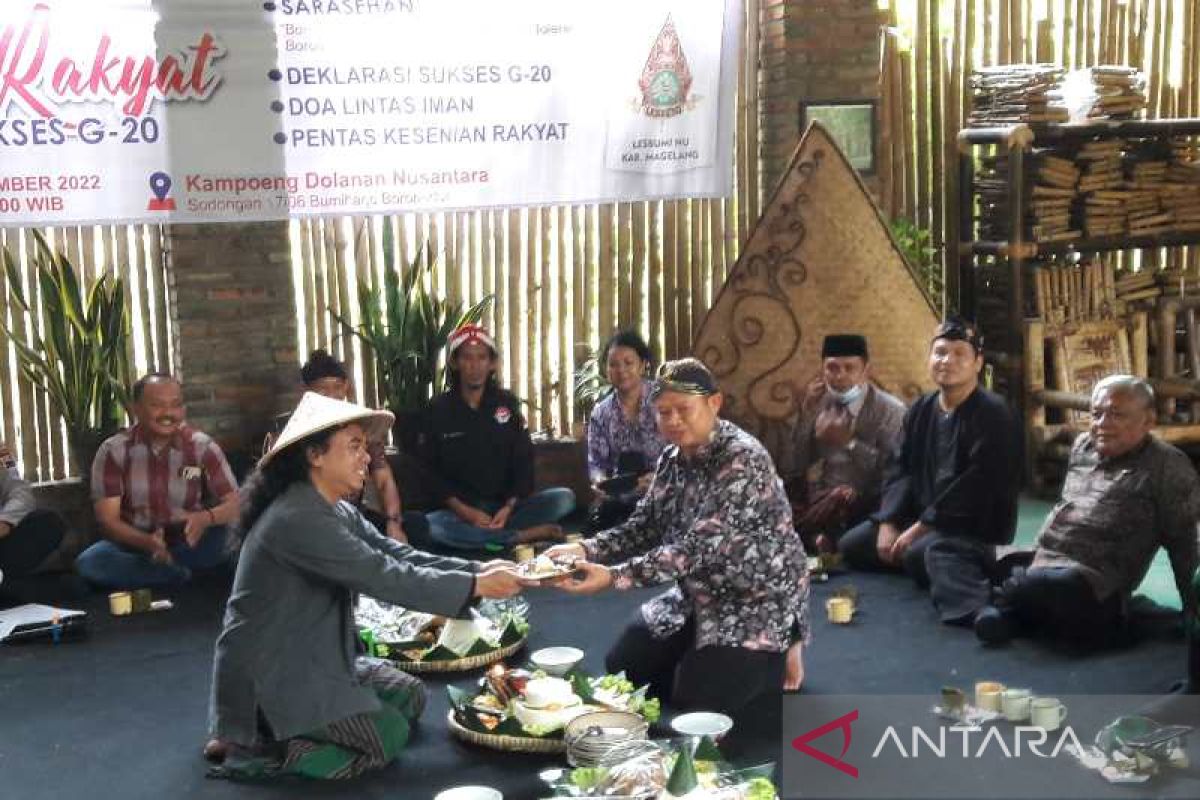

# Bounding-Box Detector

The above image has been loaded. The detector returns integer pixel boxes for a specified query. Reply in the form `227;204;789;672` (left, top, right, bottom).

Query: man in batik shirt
785;334;906;554
550;358;810;715
976;375;1200;647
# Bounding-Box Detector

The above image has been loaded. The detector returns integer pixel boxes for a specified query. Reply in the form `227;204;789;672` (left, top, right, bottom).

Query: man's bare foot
515;524;565;544
203;738;229;763
783;642;805;691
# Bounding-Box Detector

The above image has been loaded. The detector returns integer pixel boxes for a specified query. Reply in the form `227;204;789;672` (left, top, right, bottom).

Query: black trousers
839;519;995;623
1001;565;1125;646
605;612;785;718
0;509;66;577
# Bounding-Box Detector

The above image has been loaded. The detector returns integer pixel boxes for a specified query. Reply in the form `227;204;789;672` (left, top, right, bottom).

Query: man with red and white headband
418;324;575;550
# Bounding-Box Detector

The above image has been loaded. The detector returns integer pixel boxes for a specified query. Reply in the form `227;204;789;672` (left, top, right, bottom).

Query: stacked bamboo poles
887;0;1200;309
1033;259;1118;324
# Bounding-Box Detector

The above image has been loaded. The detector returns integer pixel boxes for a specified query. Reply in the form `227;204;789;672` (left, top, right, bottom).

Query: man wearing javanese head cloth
839;318;1021;627
784;334;906;555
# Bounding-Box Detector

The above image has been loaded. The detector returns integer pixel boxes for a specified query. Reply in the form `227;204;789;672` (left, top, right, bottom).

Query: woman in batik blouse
552;358;810;717
585;330;667;530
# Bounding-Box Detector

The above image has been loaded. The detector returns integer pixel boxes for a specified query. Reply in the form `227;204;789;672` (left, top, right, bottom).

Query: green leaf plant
1;230;133;474
331;218;493;417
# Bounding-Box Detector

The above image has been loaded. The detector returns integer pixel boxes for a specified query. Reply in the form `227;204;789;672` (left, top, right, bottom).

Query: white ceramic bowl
530;646;585;676
434;787;503;800
670;711;734;740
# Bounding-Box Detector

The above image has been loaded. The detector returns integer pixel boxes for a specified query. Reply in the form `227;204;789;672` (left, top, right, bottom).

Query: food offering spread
541;737;779;799
355;597;529;672
447;663;662;753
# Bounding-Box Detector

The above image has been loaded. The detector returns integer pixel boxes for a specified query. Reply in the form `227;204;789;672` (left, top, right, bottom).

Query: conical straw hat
261;391;394;465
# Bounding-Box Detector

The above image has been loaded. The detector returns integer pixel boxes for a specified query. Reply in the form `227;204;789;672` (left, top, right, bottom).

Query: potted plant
571;350;610;439
1;231;133;479
332;218;492;452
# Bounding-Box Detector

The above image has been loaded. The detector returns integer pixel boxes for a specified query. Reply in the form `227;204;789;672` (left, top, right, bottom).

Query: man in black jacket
419;324;575;550
839;318;1021;624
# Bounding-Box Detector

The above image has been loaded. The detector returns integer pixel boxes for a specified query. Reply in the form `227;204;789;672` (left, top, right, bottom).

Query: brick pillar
758;0;887;195
165;222;300;460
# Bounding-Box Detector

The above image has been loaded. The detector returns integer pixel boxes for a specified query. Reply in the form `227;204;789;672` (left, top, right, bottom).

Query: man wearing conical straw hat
206;392;529;780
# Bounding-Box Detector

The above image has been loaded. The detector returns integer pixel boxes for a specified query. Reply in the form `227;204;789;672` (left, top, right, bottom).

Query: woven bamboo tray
446;709;567;754
387;635;527;673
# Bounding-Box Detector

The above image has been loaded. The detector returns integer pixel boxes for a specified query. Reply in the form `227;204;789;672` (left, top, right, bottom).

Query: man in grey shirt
976;375;1200;647
0;440;68;602
207;392;530;780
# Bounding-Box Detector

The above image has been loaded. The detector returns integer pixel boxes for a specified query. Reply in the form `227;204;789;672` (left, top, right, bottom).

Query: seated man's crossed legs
839;519;995;625
427;487;575;550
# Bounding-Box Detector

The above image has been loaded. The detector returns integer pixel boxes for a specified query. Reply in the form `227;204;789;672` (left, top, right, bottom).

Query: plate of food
447;663;661;753
516;554;581;582
356;597;529;672
541;737;780;799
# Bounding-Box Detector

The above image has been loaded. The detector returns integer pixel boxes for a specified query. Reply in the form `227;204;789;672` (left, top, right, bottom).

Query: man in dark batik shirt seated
976;375;1200;647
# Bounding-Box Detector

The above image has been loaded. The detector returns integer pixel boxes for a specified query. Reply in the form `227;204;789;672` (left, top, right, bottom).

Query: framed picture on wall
799;100;877;174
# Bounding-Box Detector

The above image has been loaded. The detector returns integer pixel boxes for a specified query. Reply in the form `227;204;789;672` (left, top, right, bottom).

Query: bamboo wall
294;0;764;438
0;225;172;481
879;0;1200;308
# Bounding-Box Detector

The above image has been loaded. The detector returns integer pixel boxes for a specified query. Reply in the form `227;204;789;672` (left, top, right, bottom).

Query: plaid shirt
91;423;238;532
585;419;809;652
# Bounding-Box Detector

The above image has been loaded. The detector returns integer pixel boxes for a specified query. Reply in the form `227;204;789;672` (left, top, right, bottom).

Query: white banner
0;0;741;226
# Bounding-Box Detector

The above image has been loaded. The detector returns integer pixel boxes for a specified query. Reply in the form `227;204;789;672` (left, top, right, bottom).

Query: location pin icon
149;172;172;201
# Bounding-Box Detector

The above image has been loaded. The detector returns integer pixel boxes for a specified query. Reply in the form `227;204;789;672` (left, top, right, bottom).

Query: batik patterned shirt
587;380;667;482
585;419;809;652
1034;433;1200;603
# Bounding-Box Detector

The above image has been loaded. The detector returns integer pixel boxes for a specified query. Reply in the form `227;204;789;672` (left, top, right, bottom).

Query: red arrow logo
791;709;859;778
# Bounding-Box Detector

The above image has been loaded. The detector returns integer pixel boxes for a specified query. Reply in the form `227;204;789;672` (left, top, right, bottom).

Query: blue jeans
75;526;233;590
427;488;575;550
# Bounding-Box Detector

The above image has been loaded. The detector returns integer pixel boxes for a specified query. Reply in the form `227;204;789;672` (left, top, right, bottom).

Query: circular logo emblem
494;407;512;425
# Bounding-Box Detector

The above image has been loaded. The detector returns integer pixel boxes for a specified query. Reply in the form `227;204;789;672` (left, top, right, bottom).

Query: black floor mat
0;561;1187;800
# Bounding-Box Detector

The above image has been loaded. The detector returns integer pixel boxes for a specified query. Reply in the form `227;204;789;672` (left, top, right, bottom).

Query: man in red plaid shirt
75;374;240;589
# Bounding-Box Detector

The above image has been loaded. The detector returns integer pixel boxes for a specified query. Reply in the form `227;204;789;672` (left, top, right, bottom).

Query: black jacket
418;385;534;508
874;387;1021;545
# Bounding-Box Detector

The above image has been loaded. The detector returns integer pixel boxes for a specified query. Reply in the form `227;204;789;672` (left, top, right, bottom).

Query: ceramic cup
1001;688;1032;722
1031;697;1068;731
974;681;1005;713
434;787;503;800
109;591;133;616
826;597;854;624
